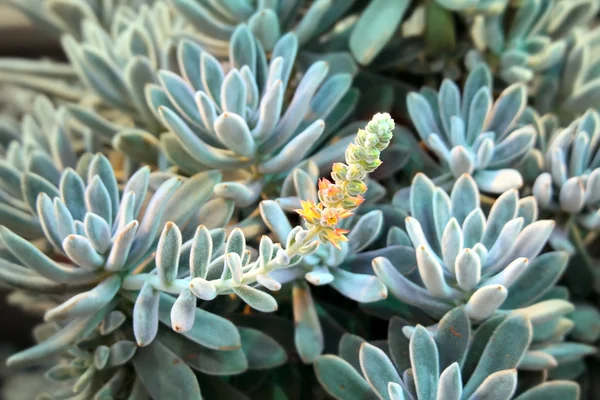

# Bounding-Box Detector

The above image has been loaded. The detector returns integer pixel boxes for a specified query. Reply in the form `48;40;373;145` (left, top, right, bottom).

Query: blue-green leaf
132;339;202;399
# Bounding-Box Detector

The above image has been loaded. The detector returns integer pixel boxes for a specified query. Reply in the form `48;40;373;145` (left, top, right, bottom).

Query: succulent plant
528;108;600;295
0;0;599;398
170;0;355;57
0;95;95;239
0;154;288;397
468;0;598;87
315;307;581;400
406;64;535;194
149;24;353;205
536;25;600;117
376;173;565;322
533;109;600;227
59;1;186;132
6;0;159;38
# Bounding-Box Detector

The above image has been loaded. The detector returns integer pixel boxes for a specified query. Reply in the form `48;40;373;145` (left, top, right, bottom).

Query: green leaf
157;292;241;350
463;316;532;398
158;330;247;376
132;339;202;399
410;325;439;400
339;333;366;372
470;369;517;400
314;355;378;400
359;342;402;400
293;281;324;363
233;285;278;313
514;381;580;400
435;307;470;370
349;0;410;65
501;251;569;309
240;327;287;370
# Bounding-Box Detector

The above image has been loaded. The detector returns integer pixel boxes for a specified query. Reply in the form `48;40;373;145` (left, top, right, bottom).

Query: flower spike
297;113;394;247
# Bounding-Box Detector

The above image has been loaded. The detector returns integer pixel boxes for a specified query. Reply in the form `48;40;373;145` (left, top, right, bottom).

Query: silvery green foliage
537;26;600;116
407;64;535;194
469;0;598;86
0;1;160;103
377;173;565;322
60;1;186;133
402;297;595;372
519;296;597;373
6;0;158;38
152;24;352;205
0;58;84;103
533;109;600;228
0;158;289;397
571;302;600;344
259;188;388;362
1;0;599;397
315;307;581;400
121;197;386;363
170;0;356;58
0;95;94;239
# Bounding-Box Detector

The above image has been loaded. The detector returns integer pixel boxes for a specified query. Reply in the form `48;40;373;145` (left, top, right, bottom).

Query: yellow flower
296;200;322;225
320;207;353;228
319;227;349;250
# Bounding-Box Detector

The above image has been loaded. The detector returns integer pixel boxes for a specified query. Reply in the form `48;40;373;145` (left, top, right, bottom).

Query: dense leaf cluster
0;1;599;399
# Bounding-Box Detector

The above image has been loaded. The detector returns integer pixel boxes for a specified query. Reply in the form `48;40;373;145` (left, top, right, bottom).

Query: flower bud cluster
297;113;394;248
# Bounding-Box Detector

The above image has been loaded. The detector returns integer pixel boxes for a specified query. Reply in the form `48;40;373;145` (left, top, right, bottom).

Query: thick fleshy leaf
347;210;383;253
474;169;523;193
435;307;470;370
190;226;212;279
107;340;137;368
7;303;112;368
132;339;202;399
410;173;439;252
315;355;377;400
360;342;402;400
349;0;410;65
410;325;439;400
293;281;323;363
259;200;292;242
481;188;518;249
339;333;366;372
214;112;254;157
156;222;182;287
44;275;120;321
259;119;325;174
170;289;197;333
157;292;240;350
388;317;411;373
470;369;517;400
234;285;278;312
437;363;462;400
162;170;221;227
330;268;387;303
373;257;452;317
158;329;246;376
463;316;531;398
514;381;580;400
239;327;287;370
464;285;508;321
133;282;160;347
0;226;102;283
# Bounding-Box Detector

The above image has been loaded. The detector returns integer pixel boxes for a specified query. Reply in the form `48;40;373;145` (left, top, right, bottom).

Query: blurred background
0;4;64;397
